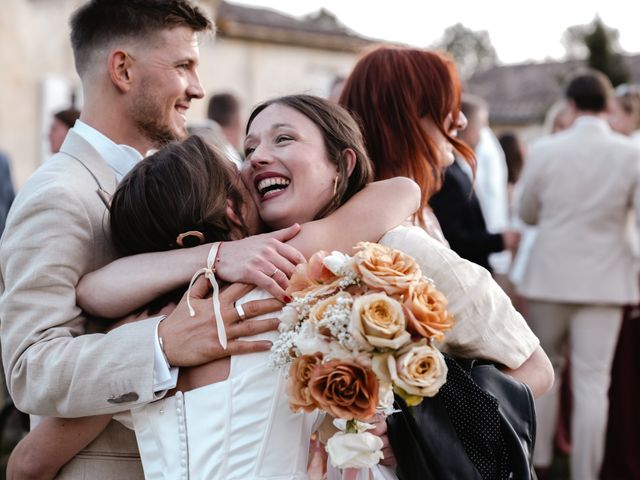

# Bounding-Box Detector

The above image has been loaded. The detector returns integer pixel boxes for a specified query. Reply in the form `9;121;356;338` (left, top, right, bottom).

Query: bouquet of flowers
271;242;455;469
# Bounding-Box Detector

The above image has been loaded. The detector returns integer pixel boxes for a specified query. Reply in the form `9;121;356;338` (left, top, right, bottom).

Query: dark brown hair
565;69;612;113
53;108;81;129
207;93;240;127
339;45;475;224
498;132;524;185
246;94;374;220
110;135;246;255
70;0;212;76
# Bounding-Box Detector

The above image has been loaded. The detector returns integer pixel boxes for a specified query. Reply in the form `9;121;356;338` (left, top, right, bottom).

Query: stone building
466;54;640;141
0;0;374;186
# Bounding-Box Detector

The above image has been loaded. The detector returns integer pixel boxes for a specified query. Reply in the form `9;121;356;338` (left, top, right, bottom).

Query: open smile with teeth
257;177;291;200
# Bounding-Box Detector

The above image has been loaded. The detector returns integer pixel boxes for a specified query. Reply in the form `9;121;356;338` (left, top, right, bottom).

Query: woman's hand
367;413;395;467
215;224;306;302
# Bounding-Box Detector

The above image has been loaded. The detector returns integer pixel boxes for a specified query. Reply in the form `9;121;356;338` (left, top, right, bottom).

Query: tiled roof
466;54;640;125
215;1;375;52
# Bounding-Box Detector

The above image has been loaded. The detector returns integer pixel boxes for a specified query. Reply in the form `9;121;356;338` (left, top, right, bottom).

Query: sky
232;0;640;65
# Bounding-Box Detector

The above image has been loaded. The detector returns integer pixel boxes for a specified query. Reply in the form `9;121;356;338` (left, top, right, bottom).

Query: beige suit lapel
59;130;118;207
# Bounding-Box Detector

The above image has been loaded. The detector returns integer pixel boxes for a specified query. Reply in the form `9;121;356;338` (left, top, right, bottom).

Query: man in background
518;70;640;480
207;92;243;166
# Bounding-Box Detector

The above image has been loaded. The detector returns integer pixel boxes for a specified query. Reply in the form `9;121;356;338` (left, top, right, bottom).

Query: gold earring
333;175;339;196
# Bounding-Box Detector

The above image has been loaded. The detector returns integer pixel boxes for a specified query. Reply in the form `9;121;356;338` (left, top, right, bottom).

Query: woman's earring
333;175;339;196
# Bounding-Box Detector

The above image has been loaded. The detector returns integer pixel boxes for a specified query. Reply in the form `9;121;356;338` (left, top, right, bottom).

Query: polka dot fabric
439;355;512;480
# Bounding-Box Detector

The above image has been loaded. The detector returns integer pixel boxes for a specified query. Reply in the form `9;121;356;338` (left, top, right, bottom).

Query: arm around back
290;177;421;256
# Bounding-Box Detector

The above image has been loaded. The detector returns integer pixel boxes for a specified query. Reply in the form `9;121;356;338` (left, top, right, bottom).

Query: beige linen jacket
0;130;162;478
517;116;640;305
381;226;539;369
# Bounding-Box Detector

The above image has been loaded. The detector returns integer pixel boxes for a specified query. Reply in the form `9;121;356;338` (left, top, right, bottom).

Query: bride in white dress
11;95;552;480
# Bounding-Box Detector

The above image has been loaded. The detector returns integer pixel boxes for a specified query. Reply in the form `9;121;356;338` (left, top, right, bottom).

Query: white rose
323;251;353;276
326;431;384;469
296;332;331;356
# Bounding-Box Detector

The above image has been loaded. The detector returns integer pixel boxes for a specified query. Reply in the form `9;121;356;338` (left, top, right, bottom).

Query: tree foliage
433;23;498;80
562;17;629;86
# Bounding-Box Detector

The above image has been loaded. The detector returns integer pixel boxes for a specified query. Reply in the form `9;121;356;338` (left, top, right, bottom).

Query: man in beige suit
0;1;306;478
518;70;640;480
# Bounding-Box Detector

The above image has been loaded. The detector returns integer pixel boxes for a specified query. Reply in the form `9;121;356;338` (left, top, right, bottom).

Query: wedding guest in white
517;70;640;480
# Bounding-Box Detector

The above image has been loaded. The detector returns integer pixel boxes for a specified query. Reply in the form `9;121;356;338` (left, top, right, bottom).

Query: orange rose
309;359;379;420
287;353;323;412
353;242;422;295
403;280;454;341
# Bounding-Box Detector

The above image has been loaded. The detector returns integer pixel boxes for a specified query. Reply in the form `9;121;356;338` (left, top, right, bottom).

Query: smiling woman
243;104;339;228
242;94;373;230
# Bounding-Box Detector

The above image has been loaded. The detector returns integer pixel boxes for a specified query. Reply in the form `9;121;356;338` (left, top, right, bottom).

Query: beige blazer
0;131;161;478
518;116;640;305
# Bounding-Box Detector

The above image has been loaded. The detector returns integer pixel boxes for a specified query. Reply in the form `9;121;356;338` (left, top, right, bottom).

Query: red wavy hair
339;45;475;224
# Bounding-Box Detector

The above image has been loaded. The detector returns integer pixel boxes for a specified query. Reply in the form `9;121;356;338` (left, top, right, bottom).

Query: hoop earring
333;175;339;196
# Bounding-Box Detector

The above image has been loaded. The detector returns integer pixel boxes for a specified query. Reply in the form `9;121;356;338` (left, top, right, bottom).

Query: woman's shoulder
379;225;446;255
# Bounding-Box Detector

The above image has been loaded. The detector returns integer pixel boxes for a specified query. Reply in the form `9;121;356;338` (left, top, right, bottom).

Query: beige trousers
527;300;622;480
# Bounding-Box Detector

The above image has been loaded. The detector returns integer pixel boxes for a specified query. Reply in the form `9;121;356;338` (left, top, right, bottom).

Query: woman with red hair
340;45;474;243
341;46;543;479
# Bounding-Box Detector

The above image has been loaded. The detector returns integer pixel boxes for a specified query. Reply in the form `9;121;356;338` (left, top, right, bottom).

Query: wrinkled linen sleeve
380;226;539;369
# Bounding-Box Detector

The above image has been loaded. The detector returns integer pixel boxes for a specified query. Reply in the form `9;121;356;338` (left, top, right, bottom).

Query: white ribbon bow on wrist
186;242;227;349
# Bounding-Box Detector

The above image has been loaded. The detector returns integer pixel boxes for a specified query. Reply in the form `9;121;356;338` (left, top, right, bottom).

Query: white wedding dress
130;288;324;480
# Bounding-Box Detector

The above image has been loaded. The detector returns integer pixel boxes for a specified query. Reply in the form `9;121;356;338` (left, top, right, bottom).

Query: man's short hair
207;93;240;128
566;69;613;113
53;108;81;129
70;0;213;77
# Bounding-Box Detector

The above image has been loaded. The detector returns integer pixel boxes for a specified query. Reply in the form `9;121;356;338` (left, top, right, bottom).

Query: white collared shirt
72;120;177;393
72;120;142;181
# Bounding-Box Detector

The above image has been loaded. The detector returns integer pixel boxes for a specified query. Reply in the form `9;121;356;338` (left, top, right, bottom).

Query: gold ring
268;268;279;278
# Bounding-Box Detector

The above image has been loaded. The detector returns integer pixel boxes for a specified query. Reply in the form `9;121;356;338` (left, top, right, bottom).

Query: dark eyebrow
245;122;297;143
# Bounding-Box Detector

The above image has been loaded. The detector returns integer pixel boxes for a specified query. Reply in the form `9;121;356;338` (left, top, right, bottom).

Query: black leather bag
387;354;536;480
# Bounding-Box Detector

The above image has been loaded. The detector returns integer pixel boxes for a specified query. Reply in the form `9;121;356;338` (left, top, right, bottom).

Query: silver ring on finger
268;268;280;278
235;302;247;321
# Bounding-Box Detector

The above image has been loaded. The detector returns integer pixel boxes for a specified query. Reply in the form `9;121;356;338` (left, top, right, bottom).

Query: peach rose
287;251;340;298
349;292;411;351
287;353;323;412
403;280;454;341
388;341;447;398
309;359;379;419
308;250;339;284
353;242;422;295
